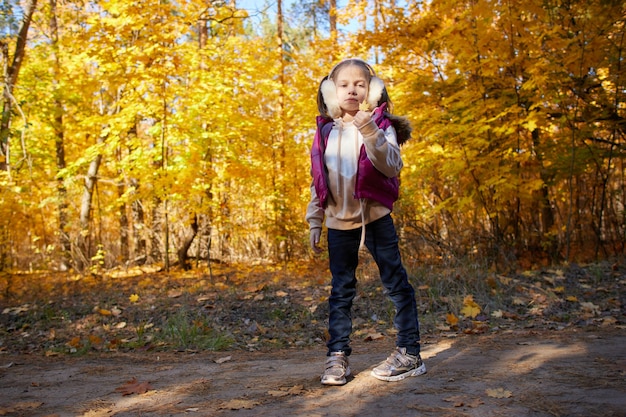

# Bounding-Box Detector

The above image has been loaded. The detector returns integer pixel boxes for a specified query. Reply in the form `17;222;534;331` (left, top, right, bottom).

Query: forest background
0;0;625;275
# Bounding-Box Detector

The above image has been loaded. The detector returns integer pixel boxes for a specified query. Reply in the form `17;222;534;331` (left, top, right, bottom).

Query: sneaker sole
321;376;347;385
371;363;426;382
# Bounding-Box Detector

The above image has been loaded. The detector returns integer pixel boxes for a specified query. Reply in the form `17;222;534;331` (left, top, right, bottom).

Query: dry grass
0;258;624;355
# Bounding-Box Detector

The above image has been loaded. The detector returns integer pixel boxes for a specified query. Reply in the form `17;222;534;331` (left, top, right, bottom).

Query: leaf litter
0;260;624;416
114;377;153;396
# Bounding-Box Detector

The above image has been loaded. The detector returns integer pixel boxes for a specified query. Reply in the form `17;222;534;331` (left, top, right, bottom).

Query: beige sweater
305;118;403;231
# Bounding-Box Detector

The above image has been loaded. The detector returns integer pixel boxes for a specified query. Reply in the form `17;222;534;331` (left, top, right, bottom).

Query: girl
306;58;426;385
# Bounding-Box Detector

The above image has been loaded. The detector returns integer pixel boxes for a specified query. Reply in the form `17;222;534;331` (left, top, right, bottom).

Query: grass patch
158;308;233;351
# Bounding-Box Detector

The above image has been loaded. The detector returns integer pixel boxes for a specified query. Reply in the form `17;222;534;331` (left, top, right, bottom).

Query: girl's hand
353;109;372;129
310;228;323;254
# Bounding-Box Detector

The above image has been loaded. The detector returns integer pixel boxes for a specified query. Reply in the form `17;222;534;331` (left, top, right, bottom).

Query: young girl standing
306;58;426;385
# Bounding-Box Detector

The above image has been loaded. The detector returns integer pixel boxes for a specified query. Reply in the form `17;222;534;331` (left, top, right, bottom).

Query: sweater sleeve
305;182;324;230
358;119;403;178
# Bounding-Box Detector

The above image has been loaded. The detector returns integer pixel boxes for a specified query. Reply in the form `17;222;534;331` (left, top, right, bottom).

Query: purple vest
310;104;399;210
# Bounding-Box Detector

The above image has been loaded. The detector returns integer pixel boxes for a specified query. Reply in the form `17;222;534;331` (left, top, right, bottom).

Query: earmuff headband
321;58;385;119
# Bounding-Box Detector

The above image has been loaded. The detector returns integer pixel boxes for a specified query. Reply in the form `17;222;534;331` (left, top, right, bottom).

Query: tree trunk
130;178;147;264
329;0;337;45
531;129;556;259
274;0;289;260
177;214;198;270
76;135;103;271
0;0;38;171
117;169;129;264
49;0;71;270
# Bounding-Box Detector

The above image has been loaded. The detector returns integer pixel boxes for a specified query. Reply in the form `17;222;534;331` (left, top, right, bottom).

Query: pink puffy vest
310;103;399;210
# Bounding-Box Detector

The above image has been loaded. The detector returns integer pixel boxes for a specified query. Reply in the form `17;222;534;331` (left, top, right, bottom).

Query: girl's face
334;64;369;118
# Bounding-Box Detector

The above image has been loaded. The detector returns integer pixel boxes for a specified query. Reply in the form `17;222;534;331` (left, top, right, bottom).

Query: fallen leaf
167;290;183;298
601;316;617;326
446;312;459;326
580;302;600;316
486;275;498;289
115;377;153;396
364;332;385;341
502;311;521;319
215;355;232;364
287;384;305;395
88;334;103;346
268;384;304;397
67;336;82;348
463;321;489;334
543;276;556;286
444;395;465;407
486;387;512;398
512;297;526;306
467;397;485;407
245;283;265;292
268;390;290;397
497;275;513;285
219;399;259;410
461;295;481;319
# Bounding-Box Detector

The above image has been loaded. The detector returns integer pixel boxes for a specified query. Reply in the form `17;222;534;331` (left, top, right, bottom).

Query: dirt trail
1;327;624;417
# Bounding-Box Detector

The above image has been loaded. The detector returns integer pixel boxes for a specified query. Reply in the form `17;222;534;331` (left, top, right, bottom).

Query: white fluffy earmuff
321;78;342;119
367;76;384;110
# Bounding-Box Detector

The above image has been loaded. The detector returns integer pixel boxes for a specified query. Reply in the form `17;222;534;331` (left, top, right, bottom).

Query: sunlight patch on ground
496;340;586;375
421;340;454;360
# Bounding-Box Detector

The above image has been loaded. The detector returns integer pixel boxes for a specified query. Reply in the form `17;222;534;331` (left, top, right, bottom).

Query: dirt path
1;327;624;417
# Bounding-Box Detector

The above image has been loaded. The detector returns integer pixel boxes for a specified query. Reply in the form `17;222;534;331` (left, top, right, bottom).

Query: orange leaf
88;335;103;346
115;378;153;396
67;336;82;348
98;308;112;316
446;313;459;326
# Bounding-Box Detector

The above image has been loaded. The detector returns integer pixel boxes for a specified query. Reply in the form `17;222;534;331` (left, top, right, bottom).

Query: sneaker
321;351;351;385
371;347;426;382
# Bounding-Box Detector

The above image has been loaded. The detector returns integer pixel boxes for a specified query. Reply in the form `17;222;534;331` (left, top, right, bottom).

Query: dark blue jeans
326;214;421;356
